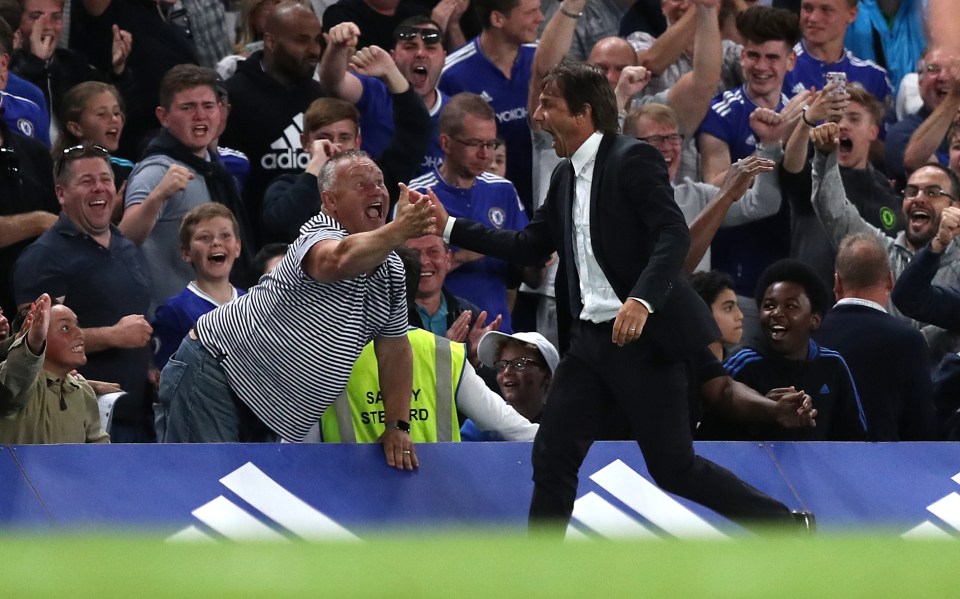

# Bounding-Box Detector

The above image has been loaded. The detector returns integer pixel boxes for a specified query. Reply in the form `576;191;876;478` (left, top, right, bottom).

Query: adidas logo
567;459;729;540
259;112;310;170
479;91;493;103
167;462;358;543
903;470;960;539
820;384;830;395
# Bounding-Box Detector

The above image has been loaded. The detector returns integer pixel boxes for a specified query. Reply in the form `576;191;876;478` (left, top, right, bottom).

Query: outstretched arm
304;185;436;282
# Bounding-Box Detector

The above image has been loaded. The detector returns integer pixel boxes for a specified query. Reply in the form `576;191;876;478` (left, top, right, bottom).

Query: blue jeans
159;335;274;442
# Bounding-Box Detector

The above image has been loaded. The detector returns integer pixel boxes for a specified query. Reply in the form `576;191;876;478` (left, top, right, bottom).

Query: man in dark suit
429;61;807;532
816;233;935;441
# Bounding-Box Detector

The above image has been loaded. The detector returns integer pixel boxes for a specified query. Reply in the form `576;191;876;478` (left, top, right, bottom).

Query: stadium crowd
0;0;958;463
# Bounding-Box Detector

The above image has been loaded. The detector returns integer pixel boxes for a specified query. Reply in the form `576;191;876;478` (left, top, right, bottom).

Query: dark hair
755;259;831;316
474;0;519;30
158;64;219;111
690;270;736;306
439;92;496;136
393;15;443;41
736;6;801;47
54;81;125;157
178;203;240;249
12;296;65;335
909;162;960;201
303;98;359;134
0;13;12;54
542;61;619;135
394;245;421;305
55;143;111;184
835;233;890;290
254;243;288;277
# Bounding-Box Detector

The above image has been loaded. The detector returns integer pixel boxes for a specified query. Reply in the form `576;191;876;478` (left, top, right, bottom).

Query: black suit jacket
815;303;936;441
450;133;719;357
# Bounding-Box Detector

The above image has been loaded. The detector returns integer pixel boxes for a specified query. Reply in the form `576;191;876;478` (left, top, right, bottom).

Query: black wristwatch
385;420;411;433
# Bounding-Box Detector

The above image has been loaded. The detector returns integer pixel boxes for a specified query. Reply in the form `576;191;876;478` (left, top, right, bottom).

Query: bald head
587;36;638;87
265;1;317;36
835;233;892;298
263;1;321;81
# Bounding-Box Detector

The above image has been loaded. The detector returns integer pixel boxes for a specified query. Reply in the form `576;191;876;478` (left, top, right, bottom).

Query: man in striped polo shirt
159;150;436;469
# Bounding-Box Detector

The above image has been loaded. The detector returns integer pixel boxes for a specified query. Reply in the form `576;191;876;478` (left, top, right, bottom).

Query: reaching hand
424;188;449;234
749;107;787;145
805;83;849;124
809;122;840;154
393;183;437;240
466;310;502;366
24;293;52;355
615;65;651;109
445;310;472;343
305;139;338;176
349;45;401;81
326;21;360;50
156;164;195;200
719;155;776;201
935;205;960;250
29;14;57;61
111;25;134;75
112;314;153;349
768;387;818;429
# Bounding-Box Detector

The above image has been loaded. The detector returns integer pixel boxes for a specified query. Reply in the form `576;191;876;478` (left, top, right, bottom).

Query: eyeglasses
395;26;442;45
903;184;956;201
55;144;110;177
637;133;683;146
921;63;945;76
452;137;501;151
493;357;544;372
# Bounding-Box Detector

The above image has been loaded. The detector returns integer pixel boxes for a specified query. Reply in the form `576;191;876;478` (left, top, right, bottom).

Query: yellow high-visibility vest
321;329;465;442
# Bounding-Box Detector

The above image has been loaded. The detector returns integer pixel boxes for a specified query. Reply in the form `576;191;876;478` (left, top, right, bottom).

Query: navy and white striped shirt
196;213;409;441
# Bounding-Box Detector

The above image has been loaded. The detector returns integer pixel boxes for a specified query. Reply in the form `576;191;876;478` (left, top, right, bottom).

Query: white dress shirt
570;132;652;322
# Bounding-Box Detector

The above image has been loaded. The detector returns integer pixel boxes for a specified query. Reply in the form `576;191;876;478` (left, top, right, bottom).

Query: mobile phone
825;71;847;96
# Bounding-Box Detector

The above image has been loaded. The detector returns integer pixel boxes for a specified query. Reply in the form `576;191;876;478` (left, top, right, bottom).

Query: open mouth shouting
365;200;384;221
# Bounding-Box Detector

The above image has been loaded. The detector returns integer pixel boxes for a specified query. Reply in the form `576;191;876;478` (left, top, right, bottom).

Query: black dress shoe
791;510;816;533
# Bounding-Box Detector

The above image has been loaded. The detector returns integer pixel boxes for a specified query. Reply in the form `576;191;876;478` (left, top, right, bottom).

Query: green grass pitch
1;530;957;598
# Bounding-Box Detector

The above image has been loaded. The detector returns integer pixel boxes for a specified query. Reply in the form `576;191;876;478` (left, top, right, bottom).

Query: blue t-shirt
698;85;791;296
410;169;529;333
152;282;245;369
357;74;445;176
5;74;48;120
844;0;924;92
439;38;536;215
0;91;50;147
698;85;786;162
216;146;251;195
784;41;894;136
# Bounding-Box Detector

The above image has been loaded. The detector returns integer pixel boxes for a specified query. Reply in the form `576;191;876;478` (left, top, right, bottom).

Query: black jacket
450;134;719;357
221;51;325;246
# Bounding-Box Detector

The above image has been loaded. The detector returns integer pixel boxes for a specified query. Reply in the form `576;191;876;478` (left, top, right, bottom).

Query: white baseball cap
478;331;560;374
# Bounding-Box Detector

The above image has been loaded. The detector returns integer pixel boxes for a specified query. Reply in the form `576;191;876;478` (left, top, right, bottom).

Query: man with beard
320;16;444;175
810;120;960;359
220;1;324;246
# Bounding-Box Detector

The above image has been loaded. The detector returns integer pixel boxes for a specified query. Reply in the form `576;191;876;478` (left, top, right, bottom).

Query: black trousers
529;320;791;529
